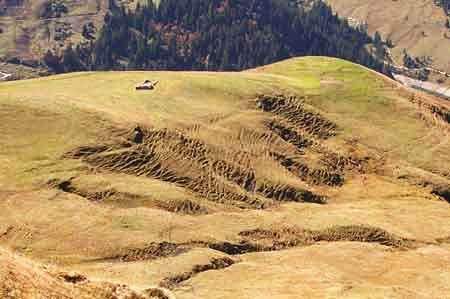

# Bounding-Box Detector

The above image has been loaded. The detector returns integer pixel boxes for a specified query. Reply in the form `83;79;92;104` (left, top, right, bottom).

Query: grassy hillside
326;0;450;82
0;0;108;61
1;57;450;298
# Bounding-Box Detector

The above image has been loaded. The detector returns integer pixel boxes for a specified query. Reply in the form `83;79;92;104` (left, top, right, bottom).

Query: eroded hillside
1;57;450;298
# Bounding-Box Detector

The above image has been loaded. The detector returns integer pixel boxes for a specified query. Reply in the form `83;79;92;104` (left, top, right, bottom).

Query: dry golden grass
0;57;450;298
326;0;450;80
0;247;168;299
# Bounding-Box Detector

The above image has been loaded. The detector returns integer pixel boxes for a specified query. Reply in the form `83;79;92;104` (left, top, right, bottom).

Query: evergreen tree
43;50;63;73
55;0;387;74
62;45;85;72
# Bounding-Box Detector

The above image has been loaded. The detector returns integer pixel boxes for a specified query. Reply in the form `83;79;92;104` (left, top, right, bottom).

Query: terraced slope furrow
61;93;373;209
256;94;337;139
1;57;450;299
65;126;326;209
